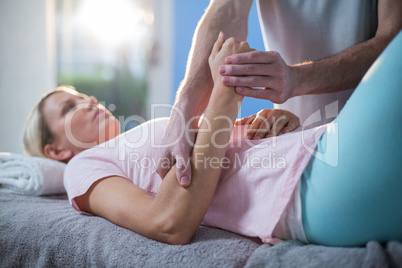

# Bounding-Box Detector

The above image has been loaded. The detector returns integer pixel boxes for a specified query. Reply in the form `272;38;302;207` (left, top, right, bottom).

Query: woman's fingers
210;31;225;59
235;114;256;126
243;109;301;139
266;110;301;137
280;116;300;134
246;110;271;139
266;115;289;137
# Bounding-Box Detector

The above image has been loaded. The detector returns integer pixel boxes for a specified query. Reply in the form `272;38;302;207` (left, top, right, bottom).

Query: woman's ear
44;143;73;162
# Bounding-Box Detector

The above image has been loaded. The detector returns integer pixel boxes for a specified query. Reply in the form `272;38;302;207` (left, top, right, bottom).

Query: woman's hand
209;32;255;87
235;109;300;139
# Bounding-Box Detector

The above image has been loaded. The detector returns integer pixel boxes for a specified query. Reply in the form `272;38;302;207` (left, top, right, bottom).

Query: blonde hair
23;86;79;157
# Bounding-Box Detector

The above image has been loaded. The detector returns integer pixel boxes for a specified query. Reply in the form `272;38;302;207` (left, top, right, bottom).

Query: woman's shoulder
122;117;169;137
115;117;170;149
66;117;170;168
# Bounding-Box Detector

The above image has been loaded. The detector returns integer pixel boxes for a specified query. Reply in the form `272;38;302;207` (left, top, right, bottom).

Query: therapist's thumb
176;156;192;187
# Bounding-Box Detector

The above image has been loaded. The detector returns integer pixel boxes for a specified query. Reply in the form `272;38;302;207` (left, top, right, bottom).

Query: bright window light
75;0;147;48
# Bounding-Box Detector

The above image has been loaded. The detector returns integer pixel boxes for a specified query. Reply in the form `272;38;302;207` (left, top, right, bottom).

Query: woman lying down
23;32;402;247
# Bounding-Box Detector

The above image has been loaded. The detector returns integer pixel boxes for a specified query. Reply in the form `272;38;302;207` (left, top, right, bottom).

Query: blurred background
0;0;272;154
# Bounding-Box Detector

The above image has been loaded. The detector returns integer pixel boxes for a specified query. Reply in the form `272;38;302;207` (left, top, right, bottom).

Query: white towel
0;153;66;195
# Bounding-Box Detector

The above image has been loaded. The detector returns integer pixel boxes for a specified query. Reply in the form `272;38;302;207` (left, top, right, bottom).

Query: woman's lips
94;108;107;119
93;108;99;120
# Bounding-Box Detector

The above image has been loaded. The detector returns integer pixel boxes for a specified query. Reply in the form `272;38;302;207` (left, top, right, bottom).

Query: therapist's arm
175;0;252;121
220;0;402;103
293;0;402;96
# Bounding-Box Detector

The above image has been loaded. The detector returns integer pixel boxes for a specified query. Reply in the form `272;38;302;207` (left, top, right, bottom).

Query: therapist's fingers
220;63;281;77
175;154;192;188
235;87;278;102
225;50;280;65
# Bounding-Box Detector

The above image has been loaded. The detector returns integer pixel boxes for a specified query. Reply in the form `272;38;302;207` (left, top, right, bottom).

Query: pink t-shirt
64;118;326;244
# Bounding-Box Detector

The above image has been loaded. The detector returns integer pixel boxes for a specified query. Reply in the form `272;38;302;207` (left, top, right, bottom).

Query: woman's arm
75;35;253;245
155;0;253;184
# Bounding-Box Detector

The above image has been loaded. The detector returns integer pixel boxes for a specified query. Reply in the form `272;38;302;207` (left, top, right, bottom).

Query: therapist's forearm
292;0;402;96
292;34;397;96
174;0;252;124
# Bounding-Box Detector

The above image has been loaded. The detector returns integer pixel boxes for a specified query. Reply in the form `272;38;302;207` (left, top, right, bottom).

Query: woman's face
42;91;120;160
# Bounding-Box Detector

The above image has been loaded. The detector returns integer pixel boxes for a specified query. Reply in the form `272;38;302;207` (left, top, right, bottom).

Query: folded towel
0;153;66;195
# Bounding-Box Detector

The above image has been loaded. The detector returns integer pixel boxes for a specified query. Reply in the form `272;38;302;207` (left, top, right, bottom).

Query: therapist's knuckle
274;66;285;77
248;51;260;62
270;51;280;61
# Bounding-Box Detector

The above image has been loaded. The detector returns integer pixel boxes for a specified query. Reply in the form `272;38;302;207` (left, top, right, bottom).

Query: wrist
290;64;313;96
209;83;243;106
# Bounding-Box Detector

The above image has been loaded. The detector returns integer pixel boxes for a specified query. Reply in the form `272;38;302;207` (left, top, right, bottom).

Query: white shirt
257;0;378;125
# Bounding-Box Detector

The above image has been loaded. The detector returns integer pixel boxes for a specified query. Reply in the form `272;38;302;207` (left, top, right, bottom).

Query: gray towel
245;240;402;268
0;192;260;267
1;192;401;267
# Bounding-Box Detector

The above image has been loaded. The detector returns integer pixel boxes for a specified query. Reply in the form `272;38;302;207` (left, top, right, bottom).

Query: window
55;0;153;130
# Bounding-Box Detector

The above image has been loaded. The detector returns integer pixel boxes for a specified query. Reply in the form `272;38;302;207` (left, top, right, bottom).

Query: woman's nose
87;96;98;108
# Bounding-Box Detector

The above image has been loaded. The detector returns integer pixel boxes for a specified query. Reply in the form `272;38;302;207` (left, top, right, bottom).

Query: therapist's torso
257;0;378;126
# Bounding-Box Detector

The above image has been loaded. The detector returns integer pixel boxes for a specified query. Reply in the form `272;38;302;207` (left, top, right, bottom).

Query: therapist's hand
219;51;295;104
235;109;300;139
155;108;197;187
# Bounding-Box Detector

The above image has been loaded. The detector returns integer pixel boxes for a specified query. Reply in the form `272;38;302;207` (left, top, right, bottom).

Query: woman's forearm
152;85;242;244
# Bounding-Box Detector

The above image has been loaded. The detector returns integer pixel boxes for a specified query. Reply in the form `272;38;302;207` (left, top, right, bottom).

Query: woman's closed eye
61;95;87;116
62;101;77;116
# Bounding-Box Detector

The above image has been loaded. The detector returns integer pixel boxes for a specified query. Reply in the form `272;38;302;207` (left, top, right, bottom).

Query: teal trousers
300;31;402;247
